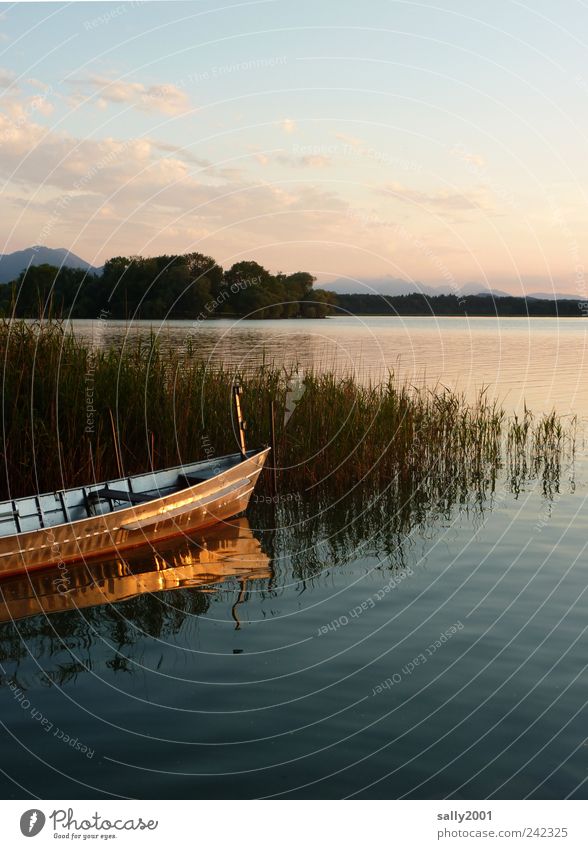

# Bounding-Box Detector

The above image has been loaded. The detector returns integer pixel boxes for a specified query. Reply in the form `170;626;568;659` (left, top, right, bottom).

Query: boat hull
0;448;269;578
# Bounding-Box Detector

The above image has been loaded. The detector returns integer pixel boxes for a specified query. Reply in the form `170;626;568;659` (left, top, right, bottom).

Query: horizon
0;243;583;300
1;1;588;297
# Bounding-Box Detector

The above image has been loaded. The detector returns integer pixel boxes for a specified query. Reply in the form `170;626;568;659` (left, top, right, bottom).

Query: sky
1;0;588;295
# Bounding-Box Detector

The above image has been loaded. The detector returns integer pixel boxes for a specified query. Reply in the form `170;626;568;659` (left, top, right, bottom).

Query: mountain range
0;247;99;284
0;247;578;300
321;276;577;301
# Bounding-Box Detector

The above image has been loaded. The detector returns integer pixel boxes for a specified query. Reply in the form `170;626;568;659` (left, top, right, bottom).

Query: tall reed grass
0;321;575;502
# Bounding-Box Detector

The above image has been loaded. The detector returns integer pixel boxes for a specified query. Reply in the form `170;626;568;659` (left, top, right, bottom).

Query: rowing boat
0;447;270;578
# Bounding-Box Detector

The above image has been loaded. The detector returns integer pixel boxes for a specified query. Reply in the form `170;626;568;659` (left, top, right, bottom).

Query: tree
224;261;275;316
11;264;56;317
0;252;340;319
299;288;335;319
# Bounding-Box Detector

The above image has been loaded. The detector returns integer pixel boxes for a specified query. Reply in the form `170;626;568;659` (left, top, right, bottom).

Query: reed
0;321;575;501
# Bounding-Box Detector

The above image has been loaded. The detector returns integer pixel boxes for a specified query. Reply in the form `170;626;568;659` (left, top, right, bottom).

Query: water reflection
0;445;573;683
250;439;574;585
0;517;271;625
0;452;571;635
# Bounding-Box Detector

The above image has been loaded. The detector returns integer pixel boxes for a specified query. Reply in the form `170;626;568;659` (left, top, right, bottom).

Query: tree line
0;255;583;319
336;292;584;317
0;253;336;320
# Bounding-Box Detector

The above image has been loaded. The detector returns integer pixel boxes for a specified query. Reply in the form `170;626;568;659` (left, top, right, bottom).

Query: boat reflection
0;517;271;623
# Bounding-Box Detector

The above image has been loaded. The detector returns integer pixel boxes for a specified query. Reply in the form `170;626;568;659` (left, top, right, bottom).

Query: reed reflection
251;439;574;585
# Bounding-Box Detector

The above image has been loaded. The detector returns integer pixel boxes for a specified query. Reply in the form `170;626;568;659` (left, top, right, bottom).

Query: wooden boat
0;517;271;623
0;447;270;578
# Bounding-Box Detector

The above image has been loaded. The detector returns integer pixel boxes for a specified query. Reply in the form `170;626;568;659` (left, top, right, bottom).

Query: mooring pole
270;400;278;495
233;381;247;458
108;408;124;479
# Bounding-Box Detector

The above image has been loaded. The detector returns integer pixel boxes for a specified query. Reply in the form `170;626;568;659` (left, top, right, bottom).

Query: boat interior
0;451;256;537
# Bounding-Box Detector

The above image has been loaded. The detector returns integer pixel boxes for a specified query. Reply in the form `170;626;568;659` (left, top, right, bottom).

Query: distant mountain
323;277;440;296
0;246;98;284
323;277;575;301
323;277;512;298
527;292;578;301
457;282;512;298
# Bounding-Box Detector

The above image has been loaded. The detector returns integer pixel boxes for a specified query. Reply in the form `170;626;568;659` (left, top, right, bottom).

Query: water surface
1;467;586;800
71;316;588;418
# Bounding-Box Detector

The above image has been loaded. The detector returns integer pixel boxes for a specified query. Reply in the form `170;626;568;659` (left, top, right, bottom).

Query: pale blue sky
2;0;588;293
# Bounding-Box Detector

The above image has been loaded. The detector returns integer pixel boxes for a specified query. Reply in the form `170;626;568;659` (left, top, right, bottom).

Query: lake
72;315;588;418
1;316;586;799
0;477;586;799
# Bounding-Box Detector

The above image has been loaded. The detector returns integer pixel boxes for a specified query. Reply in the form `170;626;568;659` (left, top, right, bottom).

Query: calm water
72;315;588;417
0;468;586;799
1;316;586;799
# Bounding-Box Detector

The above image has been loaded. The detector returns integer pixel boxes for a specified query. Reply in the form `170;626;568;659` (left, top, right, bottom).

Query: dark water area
1;463;586;800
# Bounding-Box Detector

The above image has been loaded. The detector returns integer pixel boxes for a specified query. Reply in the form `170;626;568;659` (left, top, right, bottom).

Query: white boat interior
0;450;259;537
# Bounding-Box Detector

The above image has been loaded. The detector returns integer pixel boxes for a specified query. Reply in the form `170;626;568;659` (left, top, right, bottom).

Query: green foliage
101;252;221;319
0;253;335;320
2;265;101;318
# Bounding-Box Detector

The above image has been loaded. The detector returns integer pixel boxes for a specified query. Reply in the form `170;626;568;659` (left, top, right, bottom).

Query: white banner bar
0;799;586;848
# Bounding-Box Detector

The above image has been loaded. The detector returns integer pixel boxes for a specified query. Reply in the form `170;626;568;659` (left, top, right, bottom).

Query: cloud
280;118;296;134
0;92;56;133
255;151;330;168
138;83;191;116
26;78;51;92
0;108;187;195
334;132;363;148
151;140;211;168
299;154;329;168
29;96;54;116
67;75;192;116
0;72;56;120
462;152;485;168
0;67;17;90
452;145;486;170
382;181;495;212
0;107;349;259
